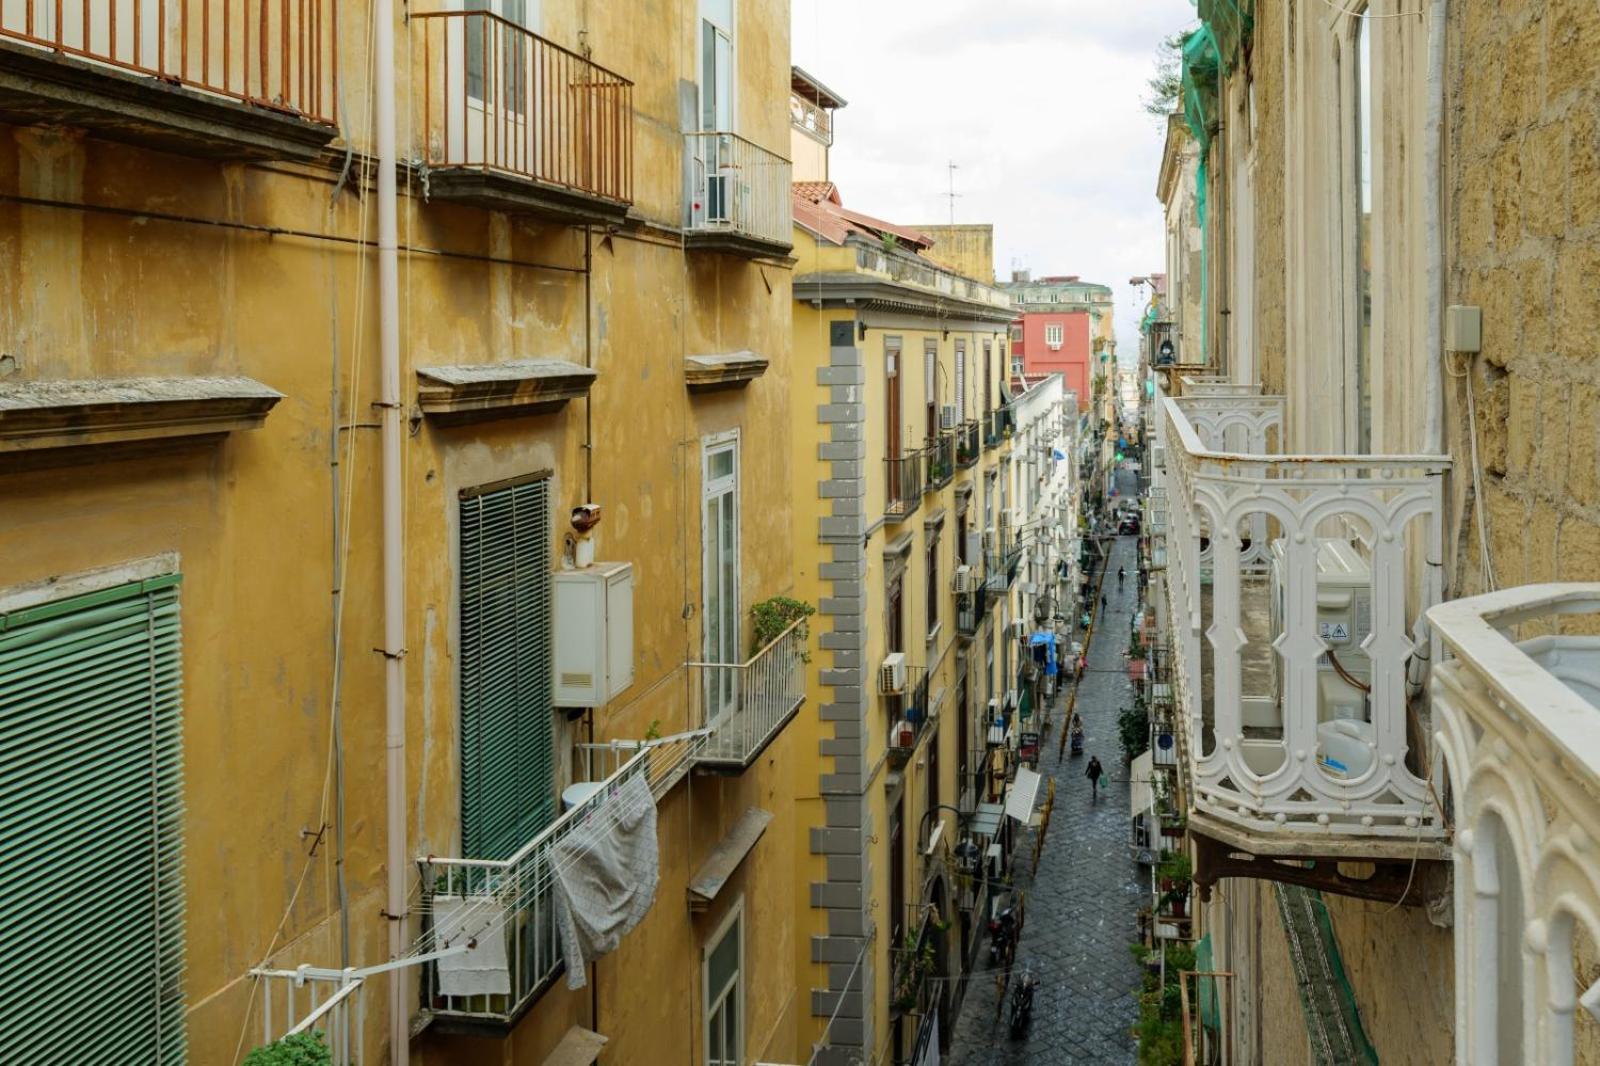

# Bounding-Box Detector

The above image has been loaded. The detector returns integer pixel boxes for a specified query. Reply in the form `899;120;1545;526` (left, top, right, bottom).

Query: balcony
422;742;659;1024
688;618;808;772
982;406;1014;451
888;674;932;767
1177;374;1260;398
1429;585;1600;1065
1159;393;1452;898
884;452;922;522
955;420;981;469
923;433;955;492
984;544;1022;593
0;1;338;161
955;585;990;639
684;131;792;258
414;11;633;224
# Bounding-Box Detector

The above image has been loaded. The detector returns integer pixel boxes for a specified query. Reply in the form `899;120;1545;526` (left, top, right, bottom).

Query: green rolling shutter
0;574;185;1065
460;477;556;860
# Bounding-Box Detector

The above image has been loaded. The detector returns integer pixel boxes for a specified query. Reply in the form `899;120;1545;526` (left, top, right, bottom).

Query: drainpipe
375;1;409;1063
1423;0;1447;456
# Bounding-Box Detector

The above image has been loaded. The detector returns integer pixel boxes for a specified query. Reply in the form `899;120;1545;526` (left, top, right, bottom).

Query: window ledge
0;375;281;462
416;359;596;424
685;351;770;393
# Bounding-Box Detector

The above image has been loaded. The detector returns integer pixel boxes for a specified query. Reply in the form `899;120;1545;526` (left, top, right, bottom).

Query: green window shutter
460;478;556;860
0;575;186;1065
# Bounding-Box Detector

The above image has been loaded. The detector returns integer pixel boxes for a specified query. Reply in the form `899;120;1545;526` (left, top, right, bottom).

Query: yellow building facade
788;182;1021;1065
0;2;804;1064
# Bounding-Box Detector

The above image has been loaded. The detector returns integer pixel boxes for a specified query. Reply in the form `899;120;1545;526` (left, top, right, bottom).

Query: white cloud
791;0;1197;358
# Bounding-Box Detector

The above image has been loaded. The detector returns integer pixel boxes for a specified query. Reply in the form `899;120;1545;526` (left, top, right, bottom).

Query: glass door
703;436;740;723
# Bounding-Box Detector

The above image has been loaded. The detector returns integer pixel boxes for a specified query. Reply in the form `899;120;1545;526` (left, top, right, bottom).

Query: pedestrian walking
1100;592;1107;610
1117;566;1126;588
1086;755;1104;801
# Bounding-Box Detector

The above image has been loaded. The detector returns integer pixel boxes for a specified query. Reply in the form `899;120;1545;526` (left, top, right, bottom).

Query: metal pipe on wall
374;0;409;1062
1423;0;1447;457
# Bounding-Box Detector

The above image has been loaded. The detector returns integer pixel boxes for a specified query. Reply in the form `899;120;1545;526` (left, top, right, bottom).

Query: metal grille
0;575;186;1064
459;476;555;861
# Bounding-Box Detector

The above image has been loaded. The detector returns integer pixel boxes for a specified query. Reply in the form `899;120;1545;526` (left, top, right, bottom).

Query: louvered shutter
0;575;185;1065
955;345;966;423
459;477;556;860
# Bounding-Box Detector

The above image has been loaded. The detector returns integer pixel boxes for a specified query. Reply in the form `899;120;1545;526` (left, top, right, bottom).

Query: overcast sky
791;0;1197;361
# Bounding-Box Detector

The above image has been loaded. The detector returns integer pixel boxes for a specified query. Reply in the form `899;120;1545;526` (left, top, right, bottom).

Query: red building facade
1012;309;1092;410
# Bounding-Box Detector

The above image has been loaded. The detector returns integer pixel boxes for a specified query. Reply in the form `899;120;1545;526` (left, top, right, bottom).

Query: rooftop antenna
944;161;961;224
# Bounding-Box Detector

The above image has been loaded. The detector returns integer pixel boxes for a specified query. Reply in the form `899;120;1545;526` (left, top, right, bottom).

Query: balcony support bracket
1191;830;1449;908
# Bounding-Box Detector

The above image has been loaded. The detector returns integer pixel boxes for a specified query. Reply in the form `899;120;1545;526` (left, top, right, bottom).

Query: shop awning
1129;752;1156;819
1006;767;1043;823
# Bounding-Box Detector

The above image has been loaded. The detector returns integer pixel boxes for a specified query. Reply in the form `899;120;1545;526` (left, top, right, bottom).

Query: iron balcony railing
0;0;339;124
983;405;1015;449
1429;584;1600;1065
923;433;955;492
955;420;981;468
685;130;792;247
688;618;807;769
956;585;989;638
1160;393;1449;842
885;452;922;520
414;11;633;205
418;747;652;1025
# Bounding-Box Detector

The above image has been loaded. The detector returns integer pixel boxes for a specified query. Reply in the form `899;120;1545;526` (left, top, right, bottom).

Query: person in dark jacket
1086;756;1104;801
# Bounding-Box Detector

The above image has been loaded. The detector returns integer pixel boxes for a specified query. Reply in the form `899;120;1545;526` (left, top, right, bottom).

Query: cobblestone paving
948;505;1144;1063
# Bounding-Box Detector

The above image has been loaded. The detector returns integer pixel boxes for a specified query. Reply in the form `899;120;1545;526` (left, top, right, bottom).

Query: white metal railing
688;618;807;767
685;131;792;248
1162;394;1450;840
248;966;366;1065
790;93;834;144
418;748;653;1024
1430;585;1600;1066
1178;375;1262;398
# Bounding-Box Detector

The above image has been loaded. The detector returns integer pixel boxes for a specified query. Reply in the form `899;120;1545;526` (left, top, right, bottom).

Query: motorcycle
987;903;1016;968
1008;964;1038;1038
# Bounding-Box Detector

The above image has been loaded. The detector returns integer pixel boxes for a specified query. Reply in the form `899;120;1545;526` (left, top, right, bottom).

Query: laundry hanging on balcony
432;897;512;997
1029;630;1059;677
552;771;660;989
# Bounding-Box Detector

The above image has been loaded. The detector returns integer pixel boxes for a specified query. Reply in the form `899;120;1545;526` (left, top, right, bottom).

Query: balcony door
703;434;741;723
886;339;904;504
694;0;736;224
447;0;542;174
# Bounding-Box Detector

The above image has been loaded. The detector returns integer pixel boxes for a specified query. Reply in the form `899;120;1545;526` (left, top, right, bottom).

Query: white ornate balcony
1161;394;1451;879
1430;585;1600;1066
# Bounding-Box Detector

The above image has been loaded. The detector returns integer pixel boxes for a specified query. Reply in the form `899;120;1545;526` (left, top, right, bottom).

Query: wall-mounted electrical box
553;561;634;707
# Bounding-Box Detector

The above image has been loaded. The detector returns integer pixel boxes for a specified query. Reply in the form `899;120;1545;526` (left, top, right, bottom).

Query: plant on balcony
890;929;936;1015
1117;700;1150;764
244;1032;333;1066
751;596;816;660
1131;941;1194;1066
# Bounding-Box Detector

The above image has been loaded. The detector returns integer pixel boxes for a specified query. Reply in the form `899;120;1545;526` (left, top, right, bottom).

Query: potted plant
244;1032;333;1066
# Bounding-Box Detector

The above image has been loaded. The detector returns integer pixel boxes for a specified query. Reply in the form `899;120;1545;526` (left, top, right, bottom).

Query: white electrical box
553;561;634;707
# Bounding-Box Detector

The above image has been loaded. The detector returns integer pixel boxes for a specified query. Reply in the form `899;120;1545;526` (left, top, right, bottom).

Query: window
700;0;734;132
0;573;186;1063
926;530;940;636
1012;358;1024;376
1010;324;1023;342
703;435;740;718
1353;9;1373;454
955;341;967;423
1045;323;1064;347
924;339;938;441
465;0;532;108
460;475;556;859
704;904;743;1066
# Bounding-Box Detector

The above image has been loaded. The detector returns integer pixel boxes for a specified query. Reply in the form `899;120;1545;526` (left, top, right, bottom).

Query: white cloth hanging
552;771;660;989
432;896;511;997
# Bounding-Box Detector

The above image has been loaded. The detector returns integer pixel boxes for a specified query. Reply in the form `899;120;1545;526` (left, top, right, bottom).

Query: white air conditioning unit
879;652;908;694
952;564;979;595
1265;538;1377;773
940;404;958;430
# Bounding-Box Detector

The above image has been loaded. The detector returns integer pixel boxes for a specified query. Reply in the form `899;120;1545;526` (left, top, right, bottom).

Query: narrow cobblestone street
948;477;1144;1064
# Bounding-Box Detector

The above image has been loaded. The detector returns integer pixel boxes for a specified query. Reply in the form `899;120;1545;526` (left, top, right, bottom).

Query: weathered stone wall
1251;0;1287;397
1448;0;1600;601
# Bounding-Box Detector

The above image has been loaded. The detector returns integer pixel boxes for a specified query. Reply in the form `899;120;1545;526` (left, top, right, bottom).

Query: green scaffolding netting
1198;0;1254;72
1180;25;1221;159
1194;933;1221;1030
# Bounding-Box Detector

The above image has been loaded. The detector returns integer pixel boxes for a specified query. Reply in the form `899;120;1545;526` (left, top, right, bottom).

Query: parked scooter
1008;964;1038;1038
987;902;1016;968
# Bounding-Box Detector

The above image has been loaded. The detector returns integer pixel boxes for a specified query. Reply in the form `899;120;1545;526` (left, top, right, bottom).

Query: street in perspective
3;1;1599;1065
